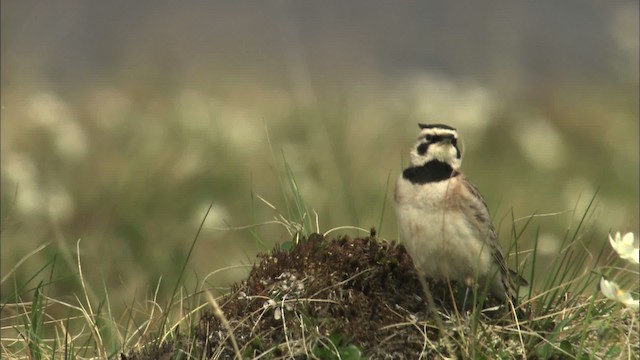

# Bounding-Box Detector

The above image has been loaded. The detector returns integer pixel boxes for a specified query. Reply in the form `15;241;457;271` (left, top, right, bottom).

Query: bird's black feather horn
418;123;457;131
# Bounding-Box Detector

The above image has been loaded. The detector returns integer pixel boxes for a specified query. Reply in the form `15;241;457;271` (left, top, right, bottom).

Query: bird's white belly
397;204;493;282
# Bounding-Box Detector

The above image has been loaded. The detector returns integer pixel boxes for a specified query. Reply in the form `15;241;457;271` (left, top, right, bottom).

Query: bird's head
409;123;462;169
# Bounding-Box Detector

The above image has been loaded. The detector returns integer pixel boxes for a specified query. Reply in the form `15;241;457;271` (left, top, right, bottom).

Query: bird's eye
425;135;433;141
417;143;428;155
451;138;457;146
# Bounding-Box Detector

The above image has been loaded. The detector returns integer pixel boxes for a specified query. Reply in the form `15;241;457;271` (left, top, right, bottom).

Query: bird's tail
503;268;528;317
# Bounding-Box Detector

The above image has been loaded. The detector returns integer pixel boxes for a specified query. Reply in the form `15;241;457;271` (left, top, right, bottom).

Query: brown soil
123;231;517;359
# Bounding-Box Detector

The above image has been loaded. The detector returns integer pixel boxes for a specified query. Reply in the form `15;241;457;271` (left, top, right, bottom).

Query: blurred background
2;0;638;314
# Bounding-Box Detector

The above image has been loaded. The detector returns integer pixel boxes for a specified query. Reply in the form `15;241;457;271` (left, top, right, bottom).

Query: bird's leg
462;275;475;313
461;287;470;314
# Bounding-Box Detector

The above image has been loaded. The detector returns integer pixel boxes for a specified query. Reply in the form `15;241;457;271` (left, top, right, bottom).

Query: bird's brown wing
460;176;523;306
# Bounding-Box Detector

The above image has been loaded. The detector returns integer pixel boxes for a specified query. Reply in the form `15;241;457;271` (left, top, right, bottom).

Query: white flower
600;277;639;311
263;299;276;310
609;232;639;264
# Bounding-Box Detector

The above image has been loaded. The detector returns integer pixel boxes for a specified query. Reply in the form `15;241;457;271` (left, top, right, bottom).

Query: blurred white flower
54;119;89;160
27;92;69;127
192;202;230;229
600;277;639;311
27;92;88;160
221;114;262;155
536;233;561;257
513;115;566;170
14;183;43;216
2;152;38;185
609;232;639;264
2;152;43;215
46;184;75;222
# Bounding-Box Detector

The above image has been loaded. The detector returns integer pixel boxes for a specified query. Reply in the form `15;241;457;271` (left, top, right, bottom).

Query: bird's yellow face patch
410;127;462;169
427;141;458;162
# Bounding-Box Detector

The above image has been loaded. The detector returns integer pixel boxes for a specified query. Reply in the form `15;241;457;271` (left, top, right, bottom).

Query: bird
394;123;524;309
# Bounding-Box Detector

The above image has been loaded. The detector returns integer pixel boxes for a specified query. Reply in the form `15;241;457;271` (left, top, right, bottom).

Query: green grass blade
377;170;392;236
158;201;211;336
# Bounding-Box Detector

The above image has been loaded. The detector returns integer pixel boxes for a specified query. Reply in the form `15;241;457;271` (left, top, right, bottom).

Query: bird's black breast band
402;161;460;184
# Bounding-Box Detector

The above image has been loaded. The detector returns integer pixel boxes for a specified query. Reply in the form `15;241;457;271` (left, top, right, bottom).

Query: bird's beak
441;135;454;144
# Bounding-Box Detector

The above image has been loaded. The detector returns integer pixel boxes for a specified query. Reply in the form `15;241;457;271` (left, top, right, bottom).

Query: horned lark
394;123;523;307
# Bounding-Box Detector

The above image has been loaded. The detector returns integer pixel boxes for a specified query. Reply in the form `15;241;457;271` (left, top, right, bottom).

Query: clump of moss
123;232;517;359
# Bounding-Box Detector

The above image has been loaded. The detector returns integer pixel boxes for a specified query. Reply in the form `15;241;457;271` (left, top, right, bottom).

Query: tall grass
2;162;637;359
1;79;637;358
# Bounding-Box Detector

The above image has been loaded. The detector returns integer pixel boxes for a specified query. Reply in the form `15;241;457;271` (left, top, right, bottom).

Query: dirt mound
124;232;516;359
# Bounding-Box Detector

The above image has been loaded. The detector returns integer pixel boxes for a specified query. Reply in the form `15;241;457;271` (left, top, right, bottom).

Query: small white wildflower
276;272;290;280
274;307;282;320
600;277;639;311
263;299;276;310
609;232;639;264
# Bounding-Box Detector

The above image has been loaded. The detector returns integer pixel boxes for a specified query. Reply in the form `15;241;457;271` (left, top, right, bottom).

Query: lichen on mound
124;233;516;359
198;233;433;359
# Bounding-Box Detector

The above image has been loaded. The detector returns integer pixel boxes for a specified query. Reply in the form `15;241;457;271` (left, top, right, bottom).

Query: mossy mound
123;232;519;359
